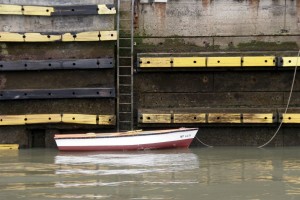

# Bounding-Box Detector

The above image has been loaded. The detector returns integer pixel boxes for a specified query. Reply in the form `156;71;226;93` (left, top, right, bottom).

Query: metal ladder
117;0;134;131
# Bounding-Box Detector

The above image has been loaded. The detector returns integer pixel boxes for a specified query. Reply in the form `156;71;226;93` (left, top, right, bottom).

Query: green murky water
0;147;299;200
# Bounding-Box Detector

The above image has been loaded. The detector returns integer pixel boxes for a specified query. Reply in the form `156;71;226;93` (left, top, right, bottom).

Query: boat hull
55;128;198;151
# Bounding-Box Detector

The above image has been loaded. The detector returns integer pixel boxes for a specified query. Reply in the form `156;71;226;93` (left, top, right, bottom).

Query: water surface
0;147;299;200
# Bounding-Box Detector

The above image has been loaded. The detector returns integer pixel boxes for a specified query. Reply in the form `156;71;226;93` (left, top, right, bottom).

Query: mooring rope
195;136;213;148
258;50;300;148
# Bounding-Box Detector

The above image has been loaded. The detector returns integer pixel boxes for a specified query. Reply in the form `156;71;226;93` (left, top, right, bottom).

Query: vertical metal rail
116;0;121;131
117;0;134;131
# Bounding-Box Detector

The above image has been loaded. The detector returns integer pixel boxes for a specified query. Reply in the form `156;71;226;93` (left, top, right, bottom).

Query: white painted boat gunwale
55;128;198;140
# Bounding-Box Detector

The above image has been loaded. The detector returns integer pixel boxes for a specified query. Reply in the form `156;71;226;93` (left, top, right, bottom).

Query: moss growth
236;41;299;51
134;37;218;53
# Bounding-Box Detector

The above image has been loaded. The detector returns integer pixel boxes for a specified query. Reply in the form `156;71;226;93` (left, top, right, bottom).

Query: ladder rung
119;66;132;68
119;29;131;31
119;47;132;49
119;57;132;59
119;121;132;123
118;75;131;77
119;38;132;40
119;112;132;114
120;84;131;86
120;19;132;21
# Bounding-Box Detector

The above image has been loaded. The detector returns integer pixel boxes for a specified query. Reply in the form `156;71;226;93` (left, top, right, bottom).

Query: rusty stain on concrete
202;0;212;9
154;3;166;31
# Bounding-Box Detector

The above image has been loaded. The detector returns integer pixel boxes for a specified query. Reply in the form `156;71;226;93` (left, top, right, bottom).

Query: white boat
54;128;198;151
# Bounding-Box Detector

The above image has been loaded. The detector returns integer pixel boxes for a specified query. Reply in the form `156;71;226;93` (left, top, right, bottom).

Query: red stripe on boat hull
57;138;193;151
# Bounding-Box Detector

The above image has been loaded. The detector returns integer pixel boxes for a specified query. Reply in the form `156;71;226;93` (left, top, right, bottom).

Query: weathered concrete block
137;0;300;37
0;126;28;148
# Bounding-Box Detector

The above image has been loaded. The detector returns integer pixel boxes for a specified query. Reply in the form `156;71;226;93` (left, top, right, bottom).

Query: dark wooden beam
0;58;114;71
0;88;115;100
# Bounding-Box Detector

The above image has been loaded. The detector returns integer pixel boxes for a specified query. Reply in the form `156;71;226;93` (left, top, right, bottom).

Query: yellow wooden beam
173;113;206;123
0;4;22;15
281;57;300;67
25;114;61;124
243;113;273;123
173;57;206;67
24;33;61;42
281;114;300;123
0;30;117;42
62;31;117;42
98;115;116;125
242;56;276;67
0;144;19;150
139;57;206;68
62;31;99;42
98;5;116;14
23;5;54;16
0;115;26;125
62;114;98;125
139;114;172;123
99;31;117;41
0;32;24;42
207;57;241;67
208;113;241;123
139;57;172;68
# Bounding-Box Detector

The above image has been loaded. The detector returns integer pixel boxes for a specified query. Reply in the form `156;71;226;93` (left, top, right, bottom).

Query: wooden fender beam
97;5;116;15
0;88;115;100
0;144;19;150
0;32;24;42
23;5;53;16
62;114;97;125
242;113;274;123
208;113;241;123
23;33;61;42
0;115;26;125
25;114;61;124
242;56;276;67
98;115;116;125
207;57;241;67
0;58;114;71
281;114;300;123
61;114;116;125
139;57;206;68
62;31;117;42
0;4;22;15
139;113;172;123
138;112;276;124
173;113;206;123
172;57;206;67
0;4;116;16
139;57;172;68
0;114;115;126
281;57;300;67
0;31;117;42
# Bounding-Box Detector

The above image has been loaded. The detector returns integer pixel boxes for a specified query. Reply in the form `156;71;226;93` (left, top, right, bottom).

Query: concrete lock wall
135;0;300;51
134;0;300;146
0;0;116;148
0;0;300;147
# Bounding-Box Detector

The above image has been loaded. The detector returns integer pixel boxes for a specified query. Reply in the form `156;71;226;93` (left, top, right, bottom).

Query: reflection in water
0;148;299;199
55;150;199;175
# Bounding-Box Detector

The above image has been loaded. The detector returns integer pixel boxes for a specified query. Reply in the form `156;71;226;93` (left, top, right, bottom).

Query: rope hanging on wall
258;50;300;148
